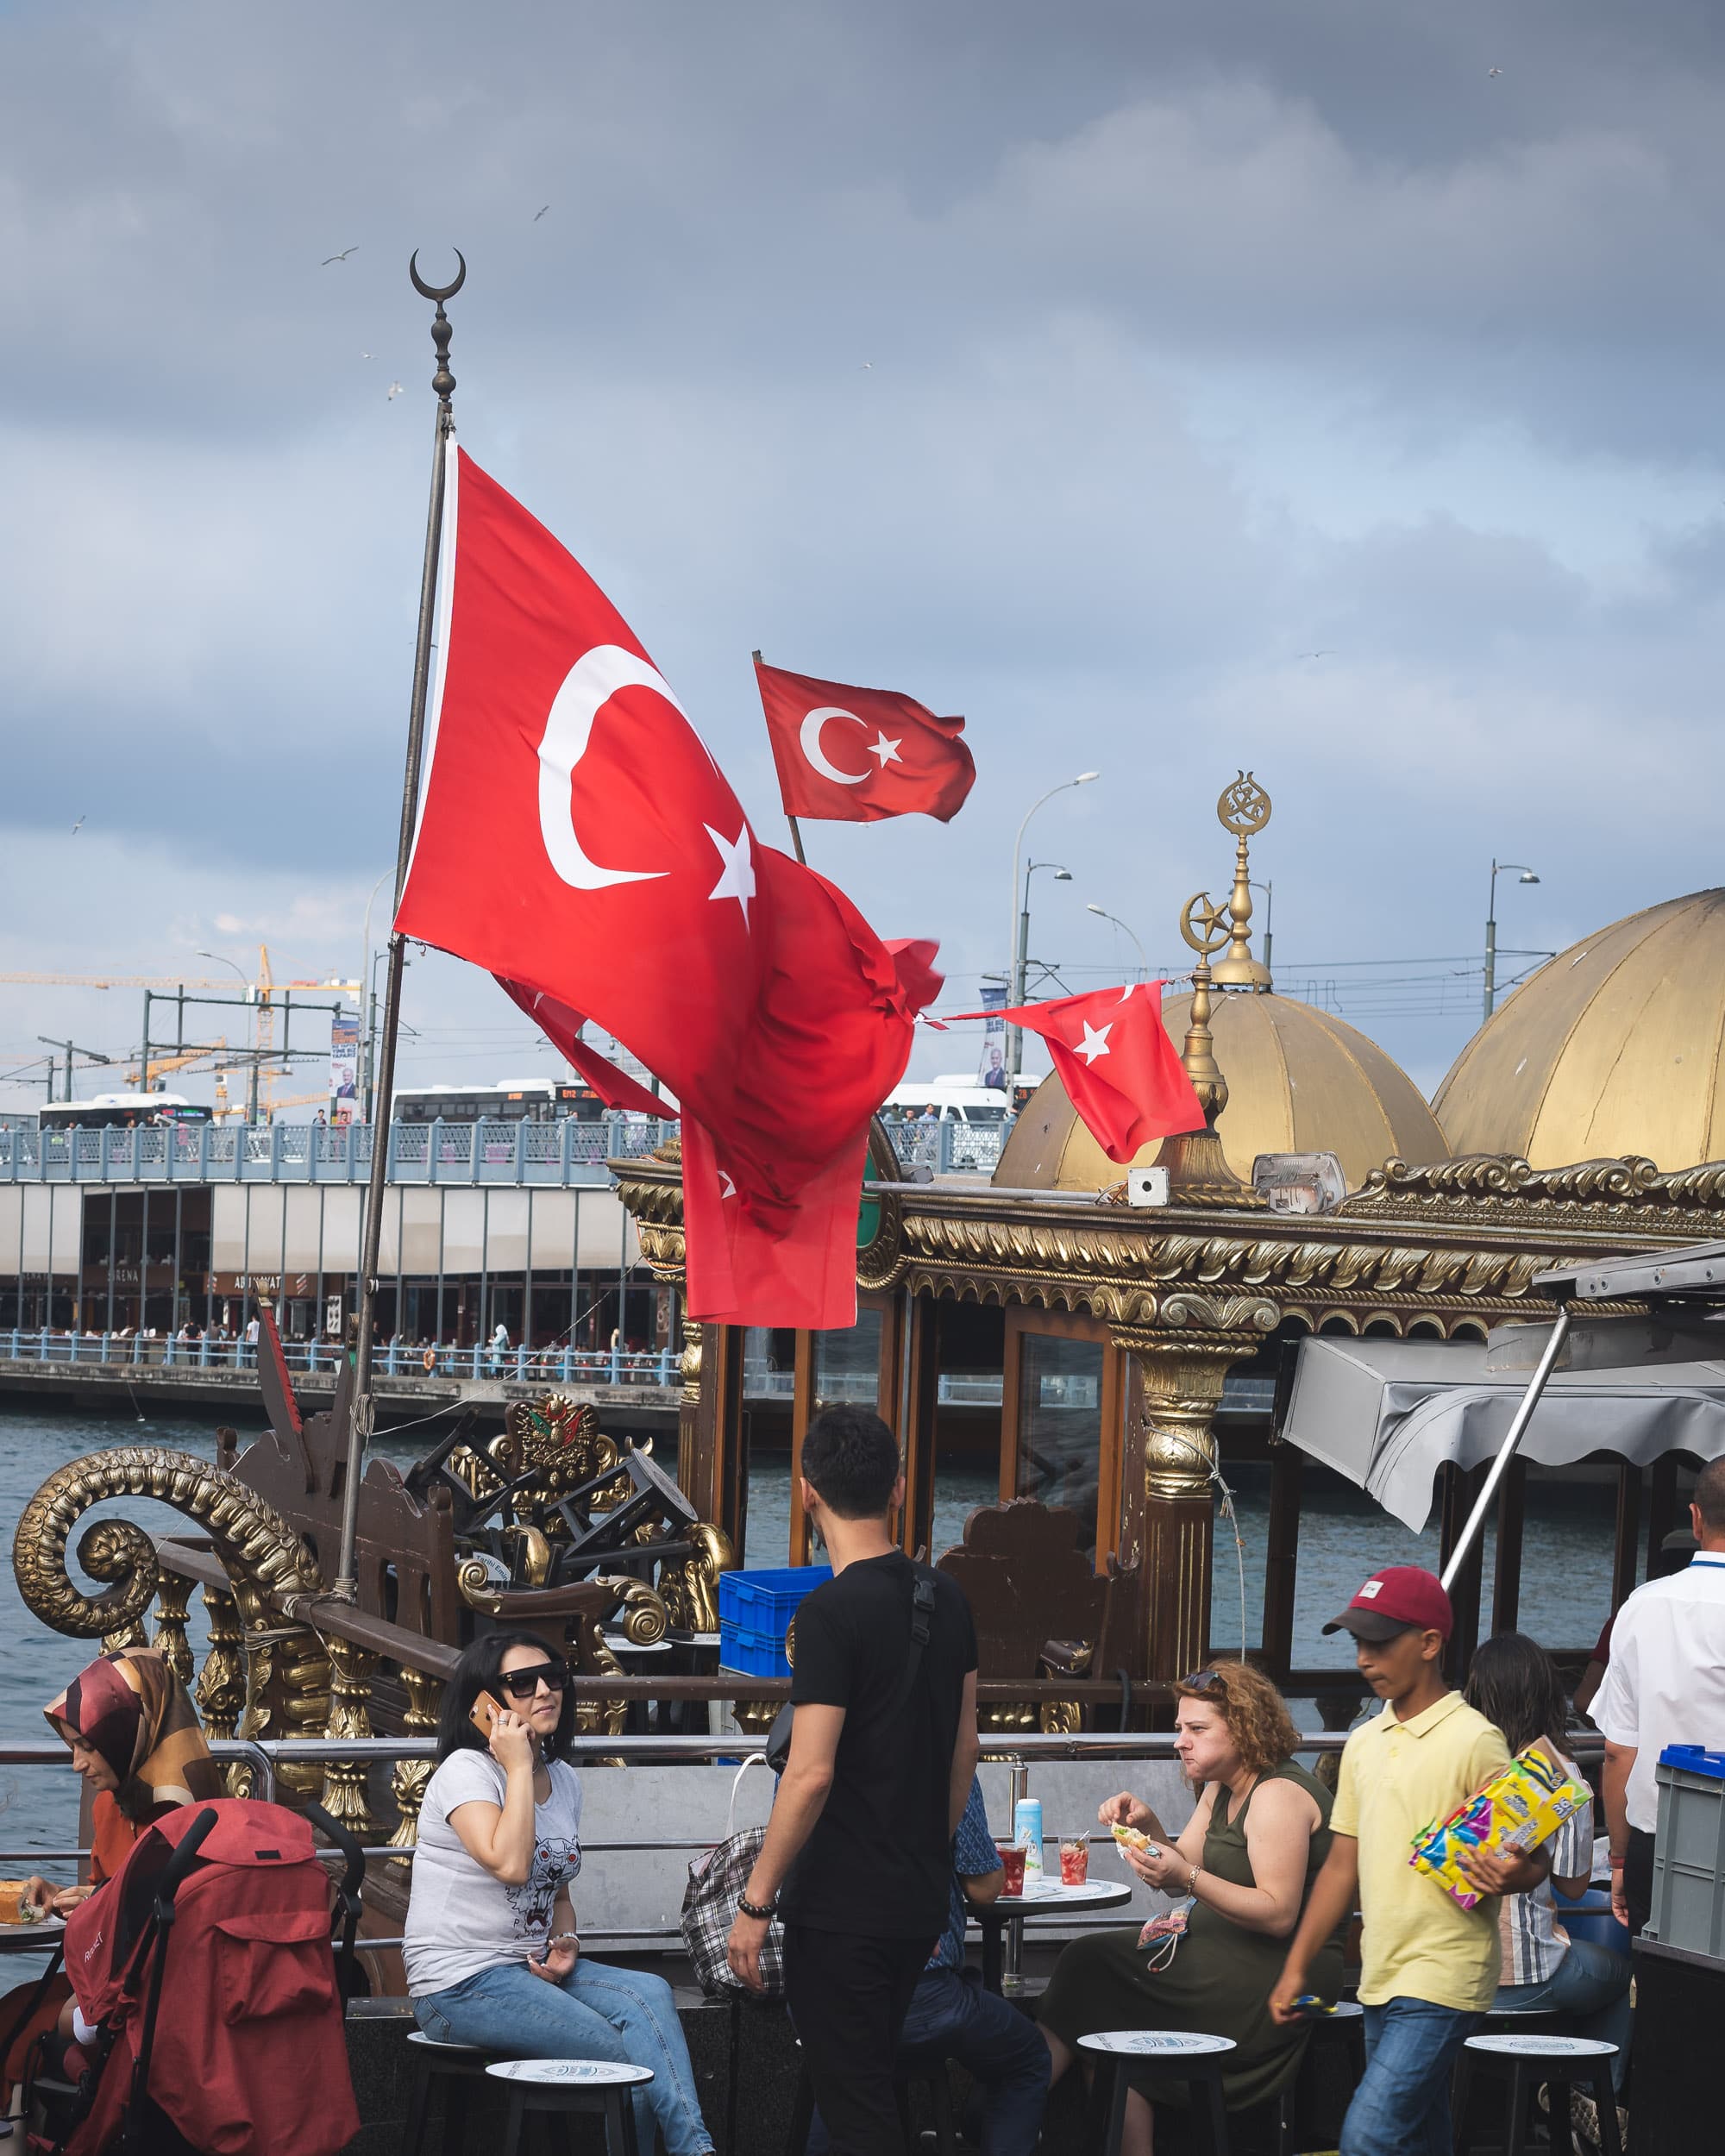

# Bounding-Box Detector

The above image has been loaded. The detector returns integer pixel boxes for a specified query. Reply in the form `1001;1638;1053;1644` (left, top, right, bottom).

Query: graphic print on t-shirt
508;1833;580;1938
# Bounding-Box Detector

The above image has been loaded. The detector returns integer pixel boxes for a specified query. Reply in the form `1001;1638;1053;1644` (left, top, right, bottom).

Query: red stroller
39;1799;363;2156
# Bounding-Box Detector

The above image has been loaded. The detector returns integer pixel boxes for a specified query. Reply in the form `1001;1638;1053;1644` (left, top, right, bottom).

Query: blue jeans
1341;1998;1480;2156
1496;1938;1632;2092
414;1958;713;2154
807;1968;1050;2156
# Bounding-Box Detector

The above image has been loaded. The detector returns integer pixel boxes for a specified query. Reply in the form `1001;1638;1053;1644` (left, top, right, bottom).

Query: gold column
389;1666;444;1867
317;1634;377;1839
151;1570;197;1686
1115;1300;1275;1681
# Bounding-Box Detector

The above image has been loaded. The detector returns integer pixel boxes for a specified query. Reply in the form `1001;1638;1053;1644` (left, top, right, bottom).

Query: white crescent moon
537;644;676;889
800;705;869;785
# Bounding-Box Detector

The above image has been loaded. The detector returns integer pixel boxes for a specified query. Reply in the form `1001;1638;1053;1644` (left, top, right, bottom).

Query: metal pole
1439;1303;1572;1595
1483;859;1497;1022
336;247;465;1602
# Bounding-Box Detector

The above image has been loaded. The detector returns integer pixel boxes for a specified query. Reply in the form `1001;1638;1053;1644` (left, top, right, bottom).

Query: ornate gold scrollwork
662;1519;734;1635
606;1579;670;1647
14;1445;326;1640
14;1447;331;1804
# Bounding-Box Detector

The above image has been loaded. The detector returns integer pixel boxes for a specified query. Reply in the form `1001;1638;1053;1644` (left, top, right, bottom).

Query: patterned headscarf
45;1647;223;1812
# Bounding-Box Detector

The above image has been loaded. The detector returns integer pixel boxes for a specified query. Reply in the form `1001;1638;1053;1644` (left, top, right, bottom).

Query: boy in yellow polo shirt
1270;1568;1547;2156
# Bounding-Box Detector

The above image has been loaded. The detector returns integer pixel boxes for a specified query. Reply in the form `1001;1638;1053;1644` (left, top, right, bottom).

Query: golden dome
1433;888;1725;1169
994;989;1452;1193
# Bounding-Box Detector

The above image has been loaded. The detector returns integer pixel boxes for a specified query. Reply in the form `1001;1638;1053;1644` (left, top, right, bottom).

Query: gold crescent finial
1211;769;1273;990
1179;893;1231;956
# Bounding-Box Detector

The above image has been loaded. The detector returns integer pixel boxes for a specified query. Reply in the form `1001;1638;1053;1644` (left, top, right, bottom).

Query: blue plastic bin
718;1564;832;1679
1553;1889;1632;1959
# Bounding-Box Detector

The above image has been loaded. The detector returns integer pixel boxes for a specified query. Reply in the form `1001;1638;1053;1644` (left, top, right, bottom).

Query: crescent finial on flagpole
408;248;467;303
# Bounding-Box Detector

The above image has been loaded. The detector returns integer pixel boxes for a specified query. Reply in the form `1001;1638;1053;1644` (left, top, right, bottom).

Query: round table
975;1877;1133;1993
0;1916;66;1957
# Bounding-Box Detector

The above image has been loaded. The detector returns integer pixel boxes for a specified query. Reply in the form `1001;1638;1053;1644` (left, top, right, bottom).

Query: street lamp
1250;880;1274;975
1484;860;1540;1021
1085;903;1149;984
198;950;258;1123
1007;774;1099;1078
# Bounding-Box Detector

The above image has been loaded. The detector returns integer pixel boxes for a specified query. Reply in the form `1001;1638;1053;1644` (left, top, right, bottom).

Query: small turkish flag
944;982;1204;1163
396;448;940;1326
755;657;975;824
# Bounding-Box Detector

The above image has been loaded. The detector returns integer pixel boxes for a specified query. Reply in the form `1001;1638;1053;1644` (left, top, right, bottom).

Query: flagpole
333;248;465;1601
752;647;809;862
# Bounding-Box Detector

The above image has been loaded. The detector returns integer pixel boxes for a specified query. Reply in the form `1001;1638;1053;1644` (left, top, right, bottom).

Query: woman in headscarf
0;1648;222;2111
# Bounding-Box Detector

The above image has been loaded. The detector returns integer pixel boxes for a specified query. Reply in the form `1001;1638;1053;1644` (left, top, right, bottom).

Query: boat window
1015;1333;1105;1559
813;1307;883;1411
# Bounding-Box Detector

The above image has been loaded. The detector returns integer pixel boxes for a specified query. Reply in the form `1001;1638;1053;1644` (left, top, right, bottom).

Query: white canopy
1281;1336;1725;1532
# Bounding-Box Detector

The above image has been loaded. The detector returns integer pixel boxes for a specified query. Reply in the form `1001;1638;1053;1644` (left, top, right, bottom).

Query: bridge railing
0;1327;678;1387
0;1115;678;1188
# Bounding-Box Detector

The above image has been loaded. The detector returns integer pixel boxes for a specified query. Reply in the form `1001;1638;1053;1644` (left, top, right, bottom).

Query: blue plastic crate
718;1565;831;1680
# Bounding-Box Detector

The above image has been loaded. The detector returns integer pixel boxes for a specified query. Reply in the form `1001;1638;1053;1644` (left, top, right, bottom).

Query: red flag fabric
755;658;975;824
396;448;940;1326
944;982;1204;1164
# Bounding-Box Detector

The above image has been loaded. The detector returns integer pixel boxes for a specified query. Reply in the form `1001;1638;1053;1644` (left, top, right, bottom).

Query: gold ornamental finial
1151;887;1246;1197
1209;770;1272;991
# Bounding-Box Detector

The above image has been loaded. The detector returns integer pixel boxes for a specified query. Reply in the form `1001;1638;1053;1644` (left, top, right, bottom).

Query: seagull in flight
1488;66;1502;77
386;380;405;400
71;816;85;836
360;350;373;360
322;247;359;265
534;204;550;221
1295;649;1333;661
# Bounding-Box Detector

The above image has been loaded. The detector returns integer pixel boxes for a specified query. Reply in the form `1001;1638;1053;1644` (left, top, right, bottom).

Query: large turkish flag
756;658;975;824
397;449;940;1325
944;982;1203;1163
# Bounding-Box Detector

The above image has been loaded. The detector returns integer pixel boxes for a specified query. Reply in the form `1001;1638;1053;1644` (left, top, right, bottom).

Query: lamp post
1014;864;1072;1026
1484;860;1540;1021
1084;903;1149;984
1007;774;1098;1078
1250;880;1274;975
198;950;256;1121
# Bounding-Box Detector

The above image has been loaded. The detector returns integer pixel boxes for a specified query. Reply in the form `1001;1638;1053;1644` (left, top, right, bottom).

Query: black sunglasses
1180;1669;1226;1693
498;1662;570;1699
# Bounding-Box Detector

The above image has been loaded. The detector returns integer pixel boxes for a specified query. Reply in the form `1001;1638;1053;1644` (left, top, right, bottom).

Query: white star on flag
706;824;756;926
869;732;903;767
1074;1020;1113;1065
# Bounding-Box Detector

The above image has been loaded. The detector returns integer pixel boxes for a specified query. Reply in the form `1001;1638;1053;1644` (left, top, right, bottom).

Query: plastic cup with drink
994;1839;1027;1896
1058;1833;1090;1887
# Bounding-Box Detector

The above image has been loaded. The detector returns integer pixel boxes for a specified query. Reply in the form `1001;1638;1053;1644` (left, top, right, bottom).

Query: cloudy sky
4;0;1723;1113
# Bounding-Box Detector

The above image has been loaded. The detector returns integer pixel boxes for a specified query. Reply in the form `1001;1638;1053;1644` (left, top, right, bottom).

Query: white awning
1282;1336;1725;1532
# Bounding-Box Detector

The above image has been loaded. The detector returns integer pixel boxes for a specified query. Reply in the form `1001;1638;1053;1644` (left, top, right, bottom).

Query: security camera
1126;1167;1170;1208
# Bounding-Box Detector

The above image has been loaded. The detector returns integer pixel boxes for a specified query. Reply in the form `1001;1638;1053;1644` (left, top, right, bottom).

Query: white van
881;1073;1044;1125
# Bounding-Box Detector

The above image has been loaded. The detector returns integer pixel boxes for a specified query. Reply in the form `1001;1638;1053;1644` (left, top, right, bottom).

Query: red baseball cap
1323;1566;1452;1643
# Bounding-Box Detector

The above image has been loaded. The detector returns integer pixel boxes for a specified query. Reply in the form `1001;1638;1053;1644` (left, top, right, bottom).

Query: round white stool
486;2057;656;2156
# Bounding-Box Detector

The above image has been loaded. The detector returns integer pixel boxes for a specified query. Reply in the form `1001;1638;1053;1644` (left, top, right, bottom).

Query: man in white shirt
1594;1455;1725;1935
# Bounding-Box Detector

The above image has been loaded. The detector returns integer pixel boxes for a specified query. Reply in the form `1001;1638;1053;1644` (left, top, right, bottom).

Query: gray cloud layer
4;0;1723;1104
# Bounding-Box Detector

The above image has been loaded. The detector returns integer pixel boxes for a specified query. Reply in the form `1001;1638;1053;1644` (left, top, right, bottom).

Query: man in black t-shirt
726;1405;980;2155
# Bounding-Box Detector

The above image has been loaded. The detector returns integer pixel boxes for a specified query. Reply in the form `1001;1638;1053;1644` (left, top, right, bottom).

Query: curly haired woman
1038;1663;1344;2156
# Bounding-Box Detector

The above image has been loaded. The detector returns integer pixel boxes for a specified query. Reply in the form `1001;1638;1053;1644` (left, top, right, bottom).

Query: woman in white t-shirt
405;1632;714;2156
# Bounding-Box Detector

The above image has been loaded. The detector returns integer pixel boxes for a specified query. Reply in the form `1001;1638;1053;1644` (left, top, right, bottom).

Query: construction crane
0;973;231;990
121;1039;229;1090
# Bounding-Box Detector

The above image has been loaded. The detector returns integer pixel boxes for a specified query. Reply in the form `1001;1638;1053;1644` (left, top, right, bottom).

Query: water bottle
1014;1796;1044;1877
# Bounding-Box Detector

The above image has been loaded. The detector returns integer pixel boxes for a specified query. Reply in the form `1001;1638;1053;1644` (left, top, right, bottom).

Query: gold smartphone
468;1689;505;1739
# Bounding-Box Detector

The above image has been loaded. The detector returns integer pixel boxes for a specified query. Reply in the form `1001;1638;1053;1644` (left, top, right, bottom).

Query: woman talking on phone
405;1633;715;2156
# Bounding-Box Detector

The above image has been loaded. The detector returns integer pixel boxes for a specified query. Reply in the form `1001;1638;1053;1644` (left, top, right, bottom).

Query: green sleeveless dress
1037;1759;1346;2114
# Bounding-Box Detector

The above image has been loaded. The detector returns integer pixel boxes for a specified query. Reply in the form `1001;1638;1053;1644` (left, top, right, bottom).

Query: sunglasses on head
1181;1669;1226;1694
498;1663;570;1699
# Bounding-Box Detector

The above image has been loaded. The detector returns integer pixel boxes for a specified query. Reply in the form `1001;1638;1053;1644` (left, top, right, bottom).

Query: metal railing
884;1119;1007;1176
0;1116;678;1188
0;1329;678;1387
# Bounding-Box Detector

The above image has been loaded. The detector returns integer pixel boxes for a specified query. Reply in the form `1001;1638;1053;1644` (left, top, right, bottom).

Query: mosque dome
994;988;1452;1192
1433;888;1725;1169
994;769;1450;1195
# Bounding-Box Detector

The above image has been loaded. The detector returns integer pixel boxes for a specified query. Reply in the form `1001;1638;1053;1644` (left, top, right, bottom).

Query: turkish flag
756;658;976;824
944;982;1204;1163
396;448;940;1326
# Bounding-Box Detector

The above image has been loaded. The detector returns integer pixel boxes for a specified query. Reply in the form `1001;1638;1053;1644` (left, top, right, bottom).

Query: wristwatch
737;1894;777;1921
